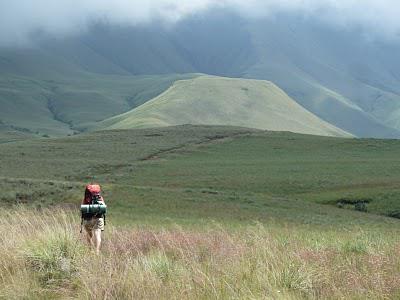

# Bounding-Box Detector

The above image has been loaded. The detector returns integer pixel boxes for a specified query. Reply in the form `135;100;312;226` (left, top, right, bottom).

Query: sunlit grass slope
0;73;196;137
101;76;351;137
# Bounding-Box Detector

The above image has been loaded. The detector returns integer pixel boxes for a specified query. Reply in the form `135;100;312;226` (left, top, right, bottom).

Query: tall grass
0;209;399;299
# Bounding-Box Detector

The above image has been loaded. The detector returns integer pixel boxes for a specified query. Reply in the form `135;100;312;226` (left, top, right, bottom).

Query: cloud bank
0;0;399;46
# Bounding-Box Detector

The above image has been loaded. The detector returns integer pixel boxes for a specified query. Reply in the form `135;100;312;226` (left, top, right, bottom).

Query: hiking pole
80;217;83;233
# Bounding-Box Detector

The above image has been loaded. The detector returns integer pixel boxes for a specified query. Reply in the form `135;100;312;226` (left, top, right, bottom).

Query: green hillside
0;124;35;143
100;76;351;137
0;73;196;136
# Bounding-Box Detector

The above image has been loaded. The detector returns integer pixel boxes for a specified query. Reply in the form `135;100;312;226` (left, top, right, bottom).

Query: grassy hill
100;76;351;137
1;125;400;298
0;73;196;136
0;123;36;143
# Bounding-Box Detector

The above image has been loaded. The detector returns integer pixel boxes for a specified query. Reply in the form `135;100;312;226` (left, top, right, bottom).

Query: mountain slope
100;76;351;137
0;73;196;136
66;15;400;138
243;16;400;138
1;12;400;138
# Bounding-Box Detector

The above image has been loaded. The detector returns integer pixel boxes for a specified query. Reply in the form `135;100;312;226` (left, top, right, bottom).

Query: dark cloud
0;0;399;46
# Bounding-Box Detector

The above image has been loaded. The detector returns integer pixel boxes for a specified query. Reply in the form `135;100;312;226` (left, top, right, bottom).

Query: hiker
80;184;107;254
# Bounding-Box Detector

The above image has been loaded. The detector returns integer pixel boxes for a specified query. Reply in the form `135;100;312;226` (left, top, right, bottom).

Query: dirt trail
140;131;253;161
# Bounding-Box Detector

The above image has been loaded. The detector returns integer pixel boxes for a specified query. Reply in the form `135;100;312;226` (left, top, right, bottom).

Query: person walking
81;184;106;255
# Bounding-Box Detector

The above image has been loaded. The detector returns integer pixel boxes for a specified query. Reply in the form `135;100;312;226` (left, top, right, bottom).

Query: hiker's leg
93;229;102;254
86;230;93;245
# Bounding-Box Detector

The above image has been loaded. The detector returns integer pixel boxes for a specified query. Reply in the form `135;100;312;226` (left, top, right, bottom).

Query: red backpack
83;184;104;205
80;184;107;232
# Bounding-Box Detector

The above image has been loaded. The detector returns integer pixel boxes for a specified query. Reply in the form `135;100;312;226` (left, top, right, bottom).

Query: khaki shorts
83;217;104;232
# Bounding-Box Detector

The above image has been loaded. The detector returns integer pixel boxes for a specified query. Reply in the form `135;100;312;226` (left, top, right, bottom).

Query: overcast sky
0;0;399;46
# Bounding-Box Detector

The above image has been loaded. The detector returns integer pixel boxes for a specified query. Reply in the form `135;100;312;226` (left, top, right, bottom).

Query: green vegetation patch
1;125;400;226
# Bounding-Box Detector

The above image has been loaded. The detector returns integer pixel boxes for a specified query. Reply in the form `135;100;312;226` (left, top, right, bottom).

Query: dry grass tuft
0;208;399;299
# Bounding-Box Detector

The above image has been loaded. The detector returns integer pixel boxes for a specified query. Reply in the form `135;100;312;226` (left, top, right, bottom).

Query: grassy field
1;125;400;223
101;76;350;137
0;125;400;298
1;125;400;221
0;209;399;299
131;131;400;219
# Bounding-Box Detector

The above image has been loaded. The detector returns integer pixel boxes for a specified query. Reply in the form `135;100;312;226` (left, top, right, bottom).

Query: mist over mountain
2;0;400;47
1;4;400;138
